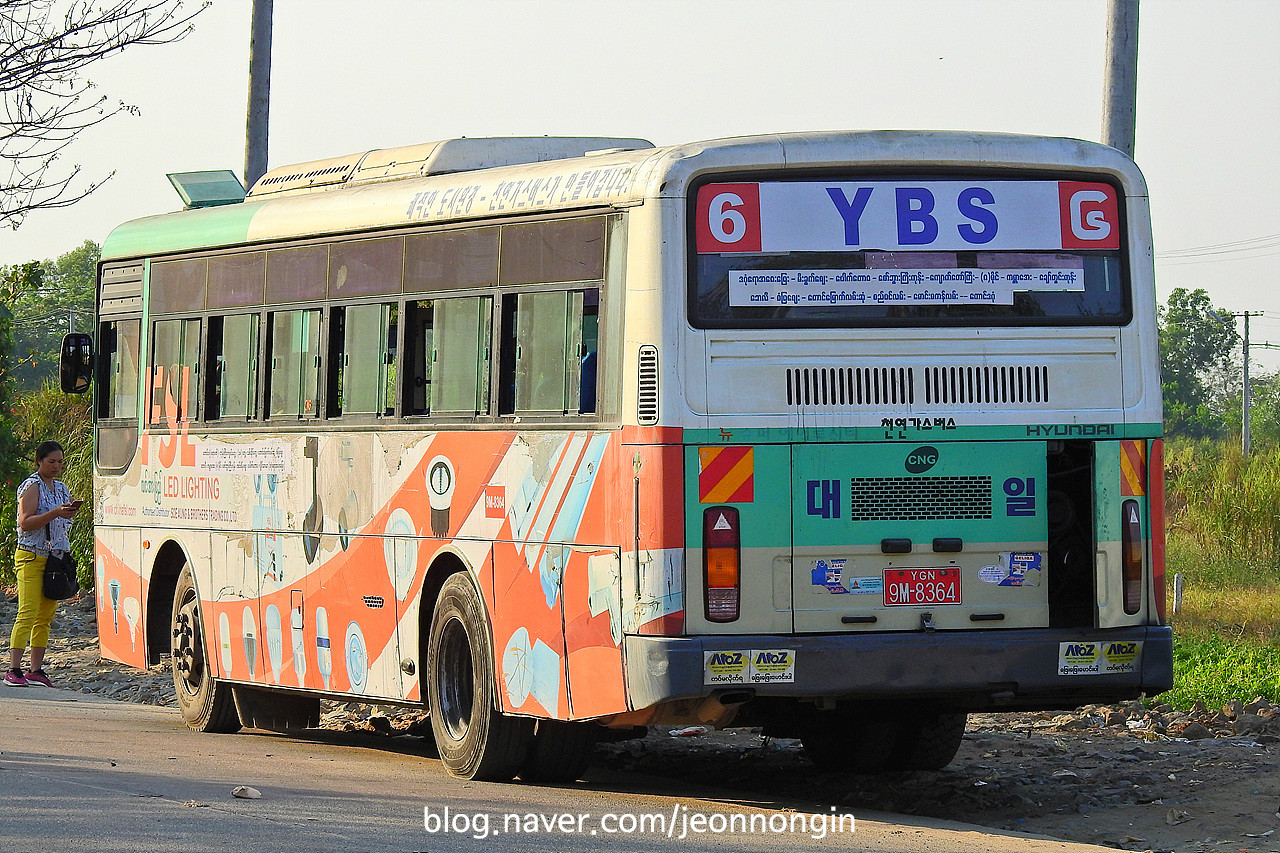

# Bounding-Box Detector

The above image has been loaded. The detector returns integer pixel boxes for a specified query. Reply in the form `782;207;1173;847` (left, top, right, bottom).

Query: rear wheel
171;566;240;733
427;573;533;780
887;710;967;770
520;720;598;783
800;711;900;773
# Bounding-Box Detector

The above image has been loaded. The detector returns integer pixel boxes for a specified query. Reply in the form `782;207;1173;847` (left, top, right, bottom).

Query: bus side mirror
60;333;92;395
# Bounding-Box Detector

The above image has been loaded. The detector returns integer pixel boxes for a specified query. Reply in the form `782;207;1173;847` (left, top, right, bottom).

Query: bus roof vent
637;345;659;425
248;137;654;199
247;154;363;198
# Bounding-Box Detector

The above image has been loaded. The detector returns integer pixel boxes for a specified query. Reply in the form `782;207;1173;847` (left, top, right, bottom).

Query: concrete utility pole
1102;0;1139;158
1210;309;1263;457
1242;311;1255;457
244;0;273;190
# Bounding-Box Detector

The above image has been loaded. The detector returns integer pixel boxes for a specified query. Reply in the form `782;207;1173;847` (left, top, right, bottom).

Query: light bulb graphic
383;508;417;601
426;455;455;537
265;605;283;684
95;558;105;611
345;621;367;694
122;598;141;652
316;606;331;690
218;612;233;675
290;604;307;686
242;606;257;680
108;580;121;632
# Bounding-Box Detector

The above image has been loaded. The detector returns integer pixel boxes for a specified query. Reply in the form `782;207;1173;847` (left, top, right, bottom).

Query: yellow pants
10;549;57;650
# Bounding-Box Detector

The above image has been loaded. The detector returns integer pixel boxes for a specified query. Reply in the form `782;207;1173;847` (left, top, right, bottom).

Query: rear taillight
1121;499;1143;614
1149;439;1167;622
703;507;740;622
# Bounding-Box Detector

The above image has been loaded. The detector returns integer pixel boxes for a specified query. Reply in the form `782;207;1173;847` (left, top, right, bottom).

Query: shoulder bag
41;523;79;601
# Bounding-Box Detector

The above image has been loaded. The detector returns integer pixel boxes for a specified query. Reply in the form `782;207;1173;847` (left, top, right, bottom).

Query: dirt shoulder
7;589;1280;853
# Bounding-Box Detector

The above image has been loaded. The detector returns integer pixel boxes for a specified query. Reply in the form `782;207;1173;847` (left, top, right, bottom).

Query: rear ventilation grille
783;365;1051;407
924;365;1050;404
849;476;993;521
786;367;914;406
637;345;659;425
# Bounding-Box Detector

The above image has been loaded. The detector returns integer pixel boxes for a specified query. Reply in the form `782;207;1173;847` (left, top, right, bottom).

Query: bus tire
170;566;241;734
519;720;598;783
800;712;899;773
427;573;533;781
887;710;967;771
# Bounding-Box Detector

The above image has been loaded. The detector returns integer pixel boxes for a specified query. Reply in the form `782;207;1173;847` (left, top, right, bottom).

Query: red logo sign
696;183;761;253
1058;182;1120;250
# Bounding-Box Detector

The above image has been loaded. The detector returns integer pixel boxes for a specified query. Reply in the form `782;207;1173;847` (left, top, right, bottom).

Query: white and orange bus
65;130;1171;781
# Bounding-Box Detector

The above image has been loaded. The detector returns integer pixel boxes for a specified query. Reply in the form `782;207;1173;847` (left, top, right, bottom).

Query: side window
267;309;322;419
429;296;492;415
97;319;140;420
206;314;260;420
330;303;397;417
149;318;200;424
405;300;433;416
499;288;598;416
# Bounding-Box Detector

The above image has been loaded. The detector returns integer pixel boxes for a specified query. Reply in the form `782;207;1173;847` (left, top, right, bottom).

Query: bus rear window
689;177;1130;328
692;249;1127;328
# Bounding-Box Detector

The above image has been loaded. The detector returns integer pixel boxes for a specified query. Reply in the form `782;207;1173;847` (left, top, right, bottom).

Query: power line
1158;233;1280;257
1155;233;1280;266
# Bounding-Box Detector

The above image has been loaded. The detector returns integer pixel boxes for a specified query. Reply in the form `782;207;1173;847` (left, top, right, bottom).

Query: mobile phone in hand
68;499;84;510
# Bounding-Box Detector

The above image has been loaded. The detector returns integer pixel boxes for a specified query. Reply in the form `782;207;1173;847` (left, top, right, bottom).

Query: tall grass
1164;438;1280;708
0;383;94;588
1165;439;1280;577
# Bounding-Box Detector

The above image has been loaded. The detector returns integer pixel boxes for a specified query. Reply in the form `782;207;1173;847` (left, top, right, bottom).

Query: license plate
883;567;961;606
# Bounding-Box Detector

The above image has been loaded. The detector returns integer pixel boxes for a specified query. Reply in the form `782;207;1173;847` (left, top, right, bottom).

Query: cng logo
904;445;939;474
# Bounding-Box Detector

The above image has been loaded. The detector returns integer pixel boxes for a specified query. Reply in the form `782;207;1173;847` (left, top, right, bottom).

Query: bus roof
101;130;1143;262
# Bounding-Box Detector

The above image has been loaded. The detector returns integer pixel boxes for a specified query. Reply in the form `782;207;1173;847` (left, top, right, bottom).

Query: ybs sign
904;446;939;474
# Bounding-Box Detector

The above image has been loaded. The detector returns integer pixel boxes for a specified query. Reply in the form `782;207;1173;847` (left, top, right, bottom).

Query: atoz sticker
703;649;797;684
1057;640;1143;676
704;650;750;685
749;650;796;683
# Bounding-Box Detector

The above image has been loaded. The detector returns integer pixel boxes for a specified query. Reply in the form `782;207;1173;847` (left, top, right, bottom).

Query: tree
7;240;98;392
2;0;206;229
1159;287;1239;439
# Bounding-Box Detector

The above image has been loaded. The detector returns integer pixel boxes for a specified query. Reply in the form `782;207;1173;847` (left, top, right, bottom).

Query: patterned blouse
15;474;72;554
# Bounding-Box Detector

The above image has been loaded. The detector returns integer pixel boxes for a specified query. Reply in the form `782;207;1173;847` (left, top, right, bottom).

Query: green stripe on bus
101;202;266;260
683;424;1162;444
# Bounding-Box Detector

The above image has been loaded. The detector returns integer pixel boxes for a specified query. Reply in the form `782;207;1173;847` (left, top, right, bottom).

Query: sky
4;0;1279;365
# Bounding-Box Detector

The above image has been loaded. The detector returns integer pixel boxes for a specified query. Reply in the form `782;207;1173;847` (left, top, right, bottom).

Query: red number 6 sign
695;183;761;253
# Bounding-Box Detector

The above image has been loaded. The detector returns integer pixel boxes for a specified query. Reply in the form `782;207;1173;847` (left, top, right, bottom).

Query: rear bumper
623;626;1173;712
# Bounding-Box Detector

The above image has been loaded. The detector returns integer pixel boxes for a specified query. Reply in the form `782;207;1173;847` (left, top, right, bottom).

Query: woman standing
6;441;81;687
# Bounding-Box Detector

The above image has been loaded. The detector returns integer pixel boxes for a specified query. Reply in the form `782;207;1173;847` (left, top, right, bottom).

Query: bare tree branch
1;0;208;229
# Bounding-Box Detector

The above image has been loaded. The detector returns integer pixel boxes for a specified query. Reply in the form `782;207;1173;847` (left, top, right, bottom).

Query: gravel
6;586;1280;852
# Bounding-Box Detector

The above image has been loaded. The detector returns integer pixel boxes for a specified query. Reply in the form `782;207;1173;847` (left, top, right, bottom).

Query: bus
64;130;1172;782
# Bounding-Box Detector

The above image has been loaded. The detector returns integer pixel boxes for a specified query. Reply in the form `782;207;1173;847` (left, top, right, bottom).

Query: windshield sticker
979;552;1043;587
845;575;883;596
811;559;849;594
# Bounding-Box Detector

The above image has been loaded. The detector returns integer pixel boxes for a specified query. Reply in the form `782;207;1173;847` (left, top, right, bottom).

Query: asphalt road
0;688;1122;853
